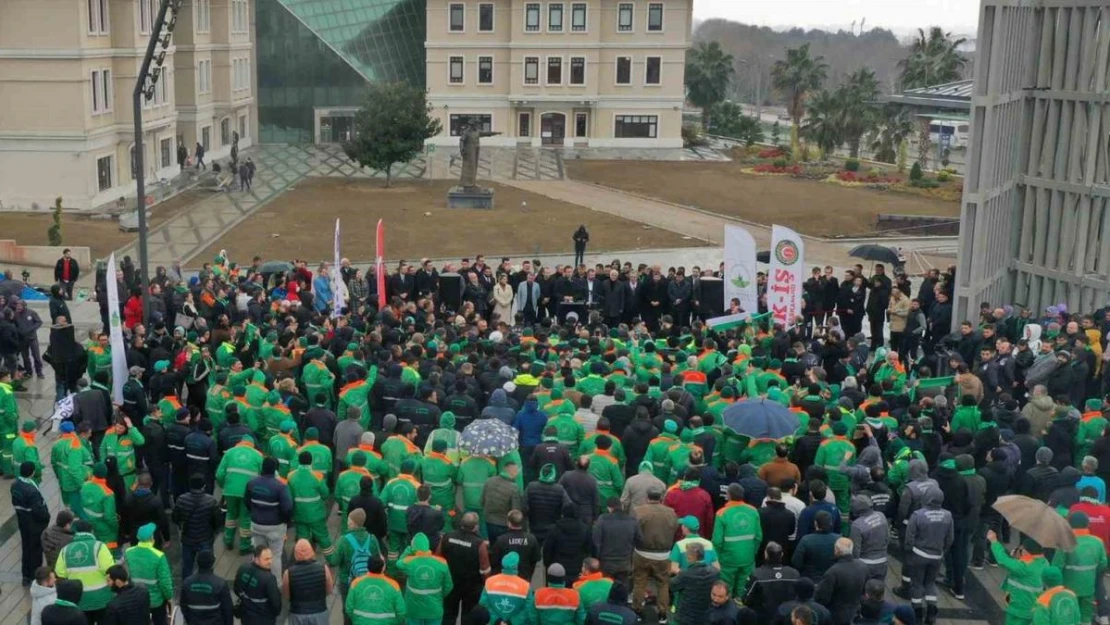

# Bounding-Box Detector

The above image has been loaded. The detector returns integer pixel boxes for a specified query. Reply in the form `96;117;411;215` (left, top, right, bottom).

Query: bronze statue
458;119;500;189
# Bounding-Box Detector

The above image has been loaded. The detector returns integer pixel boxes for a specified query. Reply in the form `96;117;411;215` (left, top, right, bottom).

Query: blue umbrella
721;399;799;440
460;418;519;457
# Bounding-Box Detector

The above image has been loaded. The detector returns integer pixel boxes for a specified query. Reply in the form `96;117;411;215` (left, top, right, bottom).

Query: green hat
449;344;461;354
136;523;157;541
267;391;282;404
552;388;564;400
232;385;247;396
541;377;554;389
721;387;735;399
639;460;653;473
832;422;848;436
153;360;170;372
280;420;296;433
21;420;36;433
1042;566;1063;587
1070;511;1090;529
351;452;367;467
240;435;255;445
664;419;677;433
401;458;417;474
427;340;439;353
939;459;957;470
305;427;319;440
679;516;700;532
540;464;557;484
530;362;544;377
411;532;430;552
347;342;360;351
1086;399;1103;411
769;359;783;369
93;462;107;478
186;331;198;343
432;439;448;453
501;552;520;573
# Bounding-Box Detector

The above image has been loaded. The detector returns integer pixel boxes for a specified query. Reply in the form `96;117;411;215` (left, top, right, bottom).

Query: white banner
768;225;805;328
105;253;128;404
332;218;342;317
723;225;759;314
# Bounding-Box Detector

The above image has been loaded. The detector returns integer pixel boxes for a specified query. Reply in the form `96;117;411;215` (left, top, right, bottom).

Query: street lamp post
132;0;181;325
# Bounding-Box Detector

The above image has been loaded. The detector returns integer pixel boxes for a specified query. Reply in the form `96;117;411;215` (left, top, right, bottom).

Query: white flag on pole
723;224;759;314
767;225;805;328
105;253;128;404
332;218;342;316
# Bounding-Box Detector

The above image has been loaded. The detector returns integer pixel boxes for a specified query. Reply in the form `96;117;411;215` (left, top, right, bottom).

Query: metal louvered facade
956;0;1110;325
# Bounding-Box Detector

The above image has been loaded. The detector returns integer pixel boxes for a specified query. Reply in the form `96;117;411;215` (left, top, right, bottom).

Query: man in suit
388;263;414;302
600;270;626;327
622;270;641;324
514;273;542;326
414;259;439;299
583;269;602;310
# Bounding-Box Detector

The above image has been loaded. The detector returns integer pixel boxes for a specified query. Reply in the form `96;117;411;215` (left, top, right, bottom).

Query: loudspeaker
698;276;724;318
558;302;587;325
439;273;463;311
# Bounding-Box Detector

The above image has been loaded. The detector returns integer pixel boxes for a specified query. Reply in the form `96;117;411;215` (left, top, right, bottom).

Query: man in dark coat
54;249;81;300
72;375;113;457
233;546;282;625
560;457;600;525
599;270;627;327
104;565;151;625
529;429;574;481
42;579;89;625
13;461;51;585
180;550;233;625
670;542;721;625
814;538;868;625
744;542;800;622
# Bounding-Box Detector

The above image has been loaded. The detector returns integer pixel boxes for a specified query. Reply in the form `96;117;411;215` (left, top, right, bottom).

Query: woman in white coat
492;273;515;323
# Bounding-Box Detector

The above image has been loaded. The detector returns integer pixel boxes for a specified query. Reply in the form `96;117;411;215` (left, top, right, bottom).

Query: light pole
133;0;182;324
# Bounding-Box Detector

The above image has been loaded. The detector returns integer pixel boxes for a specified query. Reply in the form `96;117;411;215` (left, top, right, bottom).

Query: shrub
47;197;63;246
910;177;940;188
937;171;952;182
682;124;708;148
772;157;788;169
909;162;924;182
844;158;861;172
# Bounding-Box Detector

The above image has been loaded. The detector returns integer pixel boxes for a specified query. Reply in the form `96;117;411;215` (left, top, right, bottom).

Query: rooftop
884;79;973;111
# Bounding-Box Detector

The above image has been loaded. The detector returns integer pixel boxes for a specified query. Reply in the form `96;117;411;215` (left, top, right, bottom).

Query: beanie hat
93;462;107;478
136;523;157;542
1036;447;1054;464
280;420;296;433
61;422;74;434
547;563;566;586
197;550;216;570
1070;511;1091;529
305;427;319;440
1042;566;1063;587
21;420;36;433
20;462;35;478
832;422;848;436
664;419;677;433
501;552;520;573
401;458;417;474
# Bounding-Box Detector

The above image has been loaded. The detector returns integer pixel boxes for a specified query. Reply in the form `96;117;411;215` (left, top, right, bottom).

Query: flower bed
749;162;803;175
757;147;786;159
830;170;901;185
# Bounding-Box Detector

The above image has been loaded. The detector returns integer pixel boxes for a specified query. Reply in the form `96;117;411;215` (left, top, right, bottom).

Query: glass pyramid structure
257;0;426;143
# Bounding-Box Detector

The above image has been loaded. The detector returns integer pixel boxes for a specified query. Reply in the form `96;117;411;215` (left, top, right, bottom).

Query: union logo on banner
775;240;800;266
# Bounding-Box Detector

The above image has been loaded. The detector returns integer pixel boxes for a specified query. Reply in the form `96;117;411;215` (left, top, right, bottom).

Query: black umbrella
756;250;770;263
258;260;294;274
848;244;901;265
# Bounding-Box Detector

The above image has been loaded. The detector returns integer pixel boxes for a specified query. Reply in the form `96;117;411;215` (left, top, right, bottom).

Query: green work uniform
337;380;373;429
268;433;299;478
55;532;114;611
712;500;761;597
422;452;459;525
0;381;19;475
99;427;146;490
644;434;678;483
380;474;421;573
993;541;1048;625
52;434;92;515
397;534;453;620
288;465;335;559
1031;586;1081;625
13;431;42;482
1051;531;1106;623
346;573;406;625
123;541;174;608
547;414;585;457
813;435;855;515
381;436;423;479
585;450;624;502
216;440;263;551
80;478;119;549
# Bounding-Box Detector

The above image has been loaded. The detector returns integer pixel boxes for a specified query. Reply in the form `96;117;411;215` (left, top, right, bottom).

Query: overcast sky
693;0;980;35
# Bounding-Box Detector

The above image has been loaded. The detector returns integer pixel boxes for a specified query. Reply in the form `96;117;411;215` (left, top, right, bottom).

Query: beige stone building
425;0;690;148
0;0;256;211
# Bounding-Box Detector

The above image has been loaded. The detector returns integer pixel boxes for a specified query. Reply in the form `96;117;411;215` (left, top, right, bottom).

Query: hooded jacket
621;419;658;477
621;462;666;510
513;399;547;447
524;466;571;541
482;389;517;425
542;505;593;581
849;497;889;566
895;460;938;527
905;485;954;559
1021;393;1057;435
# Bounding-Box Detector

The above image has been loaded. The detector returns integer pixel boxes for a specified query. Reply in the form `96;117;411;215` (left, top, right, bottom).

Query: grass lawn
565;159;961;237
197;178;705;262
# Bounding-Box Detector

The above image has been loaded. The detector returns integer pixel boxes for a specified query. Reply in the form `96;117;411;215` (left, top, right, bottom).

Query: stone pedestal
447;186;495;209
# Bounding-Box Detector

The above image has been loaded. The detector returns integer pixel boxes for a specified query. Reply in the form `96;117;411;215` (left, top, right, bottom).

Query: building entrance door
318;114;355;144
540;113;565;146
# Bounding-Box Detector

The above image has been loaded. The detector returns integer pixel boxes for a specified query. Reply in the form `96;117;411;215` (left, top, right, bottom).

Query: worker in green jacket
80;462;119;551
990;530;1049;625
530;563;584;625
1051;512;1107;624
480;552;533;625
1076;400;1108;460
13;420;42;482
302;358;336;410
0;368;19;477
666;429;700;484
423;439;459;526
572;559;613;612
259;391;294;446
346;433;388;485
459;454;497;527
584;436;624;502
547;409;585;457
336;453;376;518
1032;567;1081;625
216;435;263;552
52;422;92;515
381;424;423;479
346;558;406;625
644;420;680;482
85;337;113;384
337;372;373;429
298;427;334;483
712;483;761;597
397;532;453;624
123;523;174;617
581;418;625;468
335;508;383;597
288;451;335;561
55;520;115;613
423;411;461;464
813;422;855;514
99;416;146;490
268;420;300;478
205;372;232;433
380;459;422;574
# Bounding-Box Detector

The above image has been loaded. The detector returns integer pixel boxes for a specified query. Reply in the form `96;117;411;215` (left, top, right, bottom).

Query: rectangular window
615;56;631;85
197;0;210;32
97;155;113;191
547;57;562;85
524;56;539;84
160;138;172;168
201;126;211;150
88;0;109;34
548;3;563;32
570;56;585;85
91;71;102;113
155;67;167;105
571;3;586;31
449;114;492;137
519;112;531;137
647;2;663;31
575;112;588;137
139;0;152;34
478;56;493;84
525;3;540;32
221;118;230;145
615;115;658;138
198;60;211;93
645;56;661;84
617;3;632;32
240;114;248;139
449;3;464;31
449;56;464;84
479;3;494;31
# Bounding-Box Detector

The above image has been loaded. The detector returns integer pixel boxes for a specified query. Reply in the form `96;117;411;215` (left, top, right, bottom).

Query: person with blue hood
482;389;517;425
513;396;548;482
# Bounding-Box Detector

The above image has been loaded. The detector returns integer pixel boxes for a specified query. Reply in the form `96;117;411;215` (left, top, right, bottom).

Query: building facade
0;0;256;211
425;0;691;148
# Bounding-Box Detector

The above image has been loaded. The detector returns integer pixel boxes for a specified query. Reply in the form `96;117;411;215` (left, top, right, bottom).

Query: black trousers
574;245;586;268
91;430;106;461
20;526;43;582
443;583;482;625
869;314;885;348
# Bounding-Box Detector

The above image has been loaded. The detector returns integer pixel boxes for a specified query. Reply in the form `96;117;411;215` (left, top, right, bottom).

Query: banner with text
106;253;128;404
723;224;759;314
768;224;805;327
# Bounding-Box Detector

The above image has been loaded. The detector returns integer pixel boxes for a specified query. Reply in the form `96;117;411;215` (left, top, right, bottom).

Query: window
524;56;539;84
449;3;464;31
90;69;112;114
160;138;172;169
96;155;113;191
570;56;585;85
525;3;540;32
645;56;661;84
232;0;249;33
571;3;587;31
548;3;563;32
615;115;658;138
221;118;231;145
139;0;153;34
88;0;109;34
239;114;248;139
519;113;531;137
197;0;210;32
617;3;632;31
198;60;212;94
547;57;562;85
478;56;493;84
615;56;631;85
449;56;464;84
479;3;494;31
233;58;251;91
449;114;492;137
201;126;211;150
575;112;588;137
647;2;663;31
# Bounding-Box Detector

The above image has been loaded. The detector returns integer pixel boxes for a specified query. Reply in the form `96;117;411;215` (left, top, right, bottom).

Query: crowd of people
2;246;1109;625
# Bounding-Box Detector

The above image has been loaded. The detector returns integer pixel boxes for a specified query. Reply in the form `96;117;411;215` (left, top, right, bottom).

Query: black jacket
72;386;112;432
181;569;234;625
592;511;640;570
173;488;221;546
233;562;282;625
622;419;658;477
1045;418;1077;470
405;504;445;549
543;513;593;583
791;432;824;477
530;442;574;480
124;489;170;547
43;580;89;625
670;562;720;625
1022;464;1059;502
12;478;51;538
979;460;1011;512
524;481;570;541
758;501;796;555
349;490;389;541
744;564;800;623
490;529;543;577
814;555;869;625
791;531;839;580
561;469;601;525
104;583;151;625
934;466;970;523
601;403;637;439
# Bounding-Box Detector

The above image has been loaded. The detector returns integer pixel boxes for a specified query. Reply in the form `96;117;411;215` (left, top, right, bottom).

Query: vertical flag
768;225;805;328
330;219;339;317
105;253;128;404
723;224;759;314
375;219;386;309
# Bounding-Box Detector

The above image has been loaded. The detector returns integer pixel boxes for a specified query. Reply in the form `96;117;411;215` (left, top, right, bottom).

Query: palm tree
898;26;968;89
837;68;882;158
771;43;829;160
869;105;915;167
802;89;843;159
686;41;734;129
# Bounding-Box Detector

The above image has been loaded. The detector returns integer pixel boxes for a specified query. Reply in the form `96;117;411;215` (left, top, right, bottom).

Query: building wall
955;0;1110;323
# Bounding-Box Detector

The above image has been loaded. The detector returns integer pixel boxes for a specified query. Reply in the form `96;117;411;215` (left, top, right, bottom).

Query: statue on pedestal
458;120;500;190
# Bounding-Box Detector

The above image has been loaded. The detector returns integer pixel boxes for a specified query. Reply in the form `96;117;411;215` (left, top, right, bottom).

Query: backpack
345;533;374;579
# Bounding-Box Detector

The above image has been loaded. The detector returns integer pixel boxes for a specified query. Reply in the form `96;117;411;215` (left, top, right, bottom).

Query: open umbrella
258;260;294;274
756;250;771;263
721;399;798;440
992;494;1077;551
848;244;901;265
460;418;519;457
